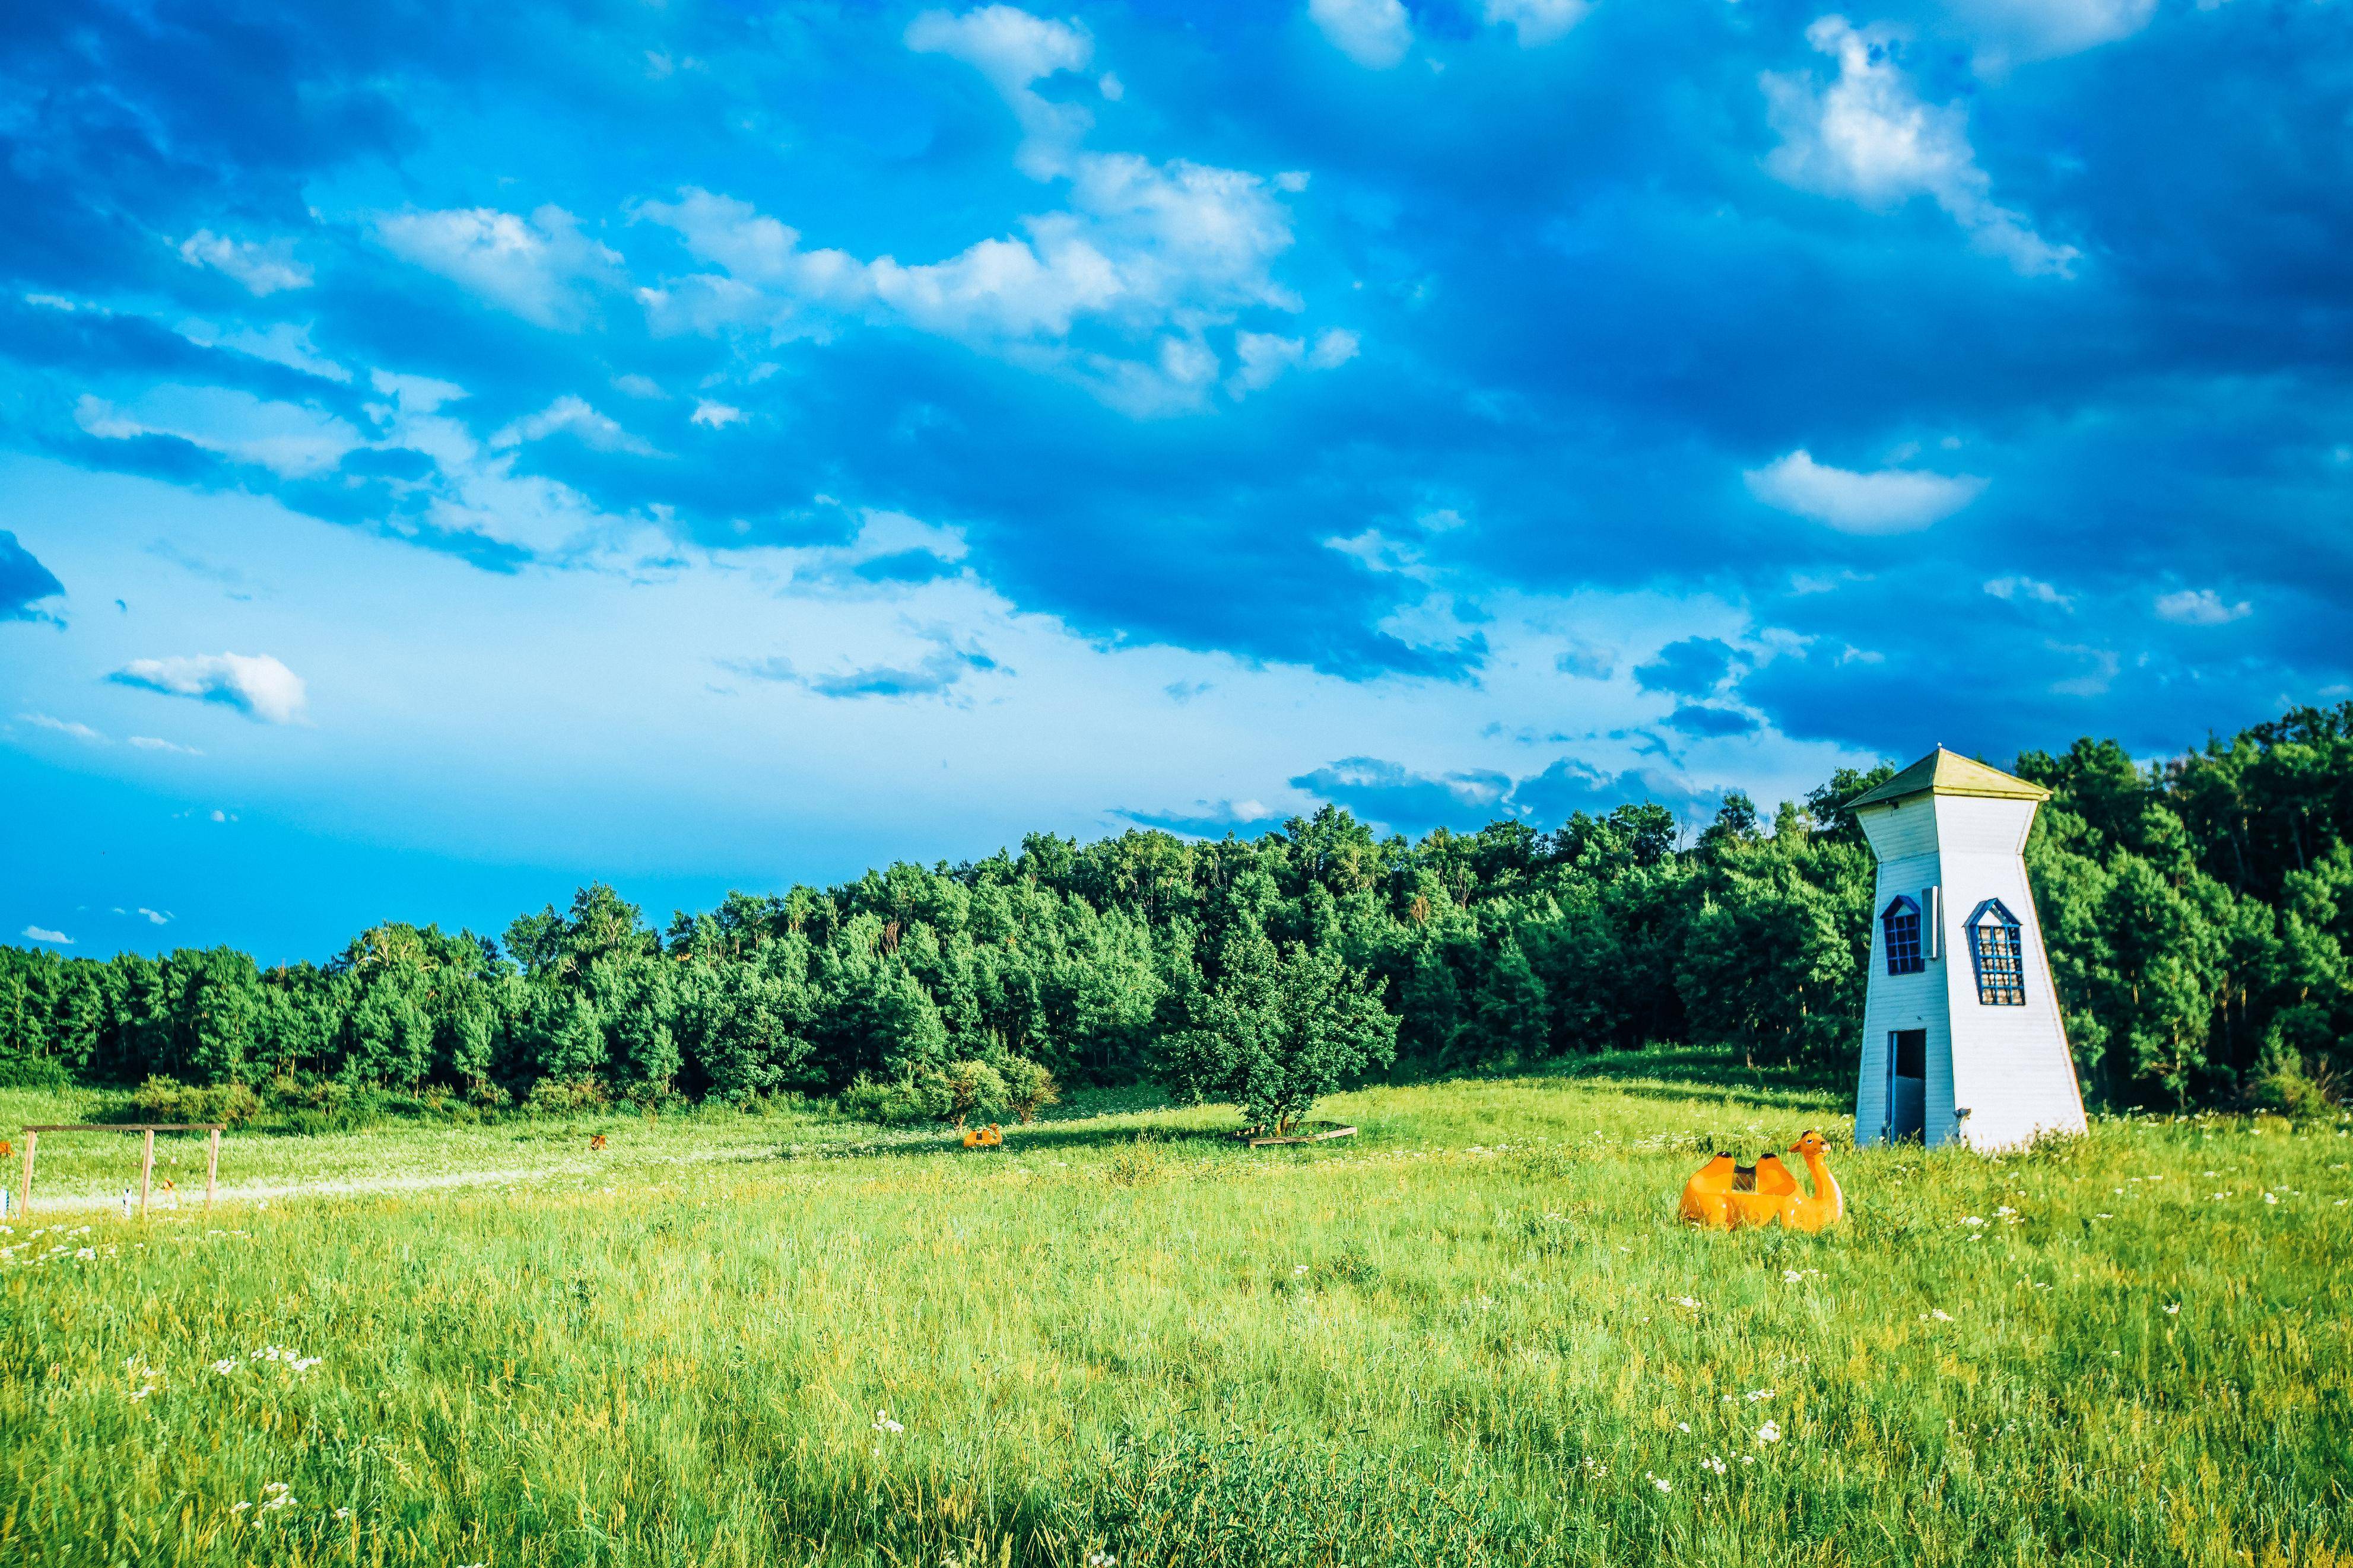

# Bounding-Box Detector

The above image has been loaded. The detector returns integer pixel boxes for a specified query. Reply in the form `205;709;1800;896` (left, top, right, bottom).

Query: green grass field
5;1060;2350;1567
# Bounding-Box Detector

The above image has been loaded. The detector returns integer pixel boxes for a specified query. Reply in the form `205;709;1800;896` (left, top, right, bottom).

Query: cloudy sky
4;0;2348;960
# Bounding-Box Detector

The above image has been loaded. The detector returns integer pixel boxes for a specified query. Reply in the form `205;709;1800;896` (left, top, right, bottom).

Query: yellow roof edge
1846;747;2050;809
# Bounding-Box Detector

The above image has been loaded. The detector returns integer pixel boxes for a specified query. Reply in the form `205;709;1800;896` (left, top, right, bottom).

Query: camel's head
1789;1129;1830;1156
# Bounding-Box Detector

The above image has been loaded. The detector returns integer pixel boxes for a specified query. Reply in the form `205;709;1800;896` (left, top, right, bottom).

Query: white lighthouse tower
1849;748;2088;1152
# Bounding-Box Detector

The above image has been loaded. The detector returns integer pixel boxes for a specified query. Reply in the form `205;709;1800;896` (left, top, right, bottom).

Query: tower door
1888;1029;1927;1141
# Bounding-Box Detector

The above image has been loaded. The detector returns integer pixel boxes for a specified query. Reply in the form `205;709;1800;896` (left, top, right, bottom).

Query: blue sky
4;0;2348;961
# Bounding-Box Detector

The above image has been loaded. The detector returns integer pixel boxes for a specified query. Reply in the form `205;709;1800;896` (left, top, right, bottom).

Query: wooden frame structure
15;1124;224;1219
1245;1124;1357;1149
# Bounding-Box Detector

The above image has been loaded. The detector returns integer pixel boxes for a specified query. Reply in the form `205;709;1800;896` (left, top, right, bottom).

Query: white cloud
1942;0;2157;71
1310;0;1413;68
176;230;313;294
137;908;173;926
2154;587;2251;626
369;369;468;414
74;387;361;478
373;205;623;328
1744;449;1987;533
906;5;1094;176
17;713;106;742
20;926;72;945
691;400;748;428
1763;17;2077;277
1984;575;2071;608
1484;0;1593;47
491;396;656;454
1228;327;1360;396
180;320;353;384
1325;527;1437;581
2049;640;2120;696
633;13;1329;416
642;158;1301;413
112;652;309;724
128;735;205;755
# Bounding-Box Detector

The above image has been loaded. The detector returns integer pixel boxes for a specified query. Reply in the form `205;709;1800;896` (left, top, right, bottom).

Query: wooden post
139;1128;155;1220
18;1131;33;1220
207;1128;219;1211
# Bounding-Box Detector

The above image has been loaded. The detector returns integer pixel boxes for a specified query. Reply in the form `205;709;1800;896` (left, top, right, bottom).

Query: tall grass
4;1069;2349;1566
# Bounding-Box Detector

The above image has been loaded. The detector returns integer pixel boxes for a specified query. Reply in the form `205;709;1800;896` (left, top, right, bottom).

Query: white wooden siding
1853;793;2087;1153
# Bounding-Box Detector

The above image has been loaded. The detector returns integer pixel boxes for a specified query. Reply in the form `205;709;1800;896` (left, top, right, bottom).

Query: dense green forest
4;701;2351;1119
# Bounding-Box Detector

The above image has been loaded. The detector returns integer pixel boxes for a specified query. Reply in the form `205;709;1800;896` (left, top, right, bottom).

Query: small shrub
2247;1062;2337;1121
1106;1134;1162;1188
0;1056;69;1089
836;1064;1002;1128
525;1076;611;1117
836;1074;900;1125
998;1057;1059;1124
131;1076;263;1128
131;1075;187;1122
938;1059;1008;1129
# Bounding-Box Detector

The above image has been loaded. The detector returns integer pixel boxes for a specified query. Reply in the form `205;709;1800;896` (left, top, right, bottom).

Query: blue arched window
1881;896;1924;975
1967;899;2027;1006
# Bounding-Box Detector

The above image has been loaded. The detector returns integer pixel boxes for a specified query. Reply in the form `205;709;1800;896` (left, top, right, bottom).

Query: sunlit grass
5;1067;2349;1566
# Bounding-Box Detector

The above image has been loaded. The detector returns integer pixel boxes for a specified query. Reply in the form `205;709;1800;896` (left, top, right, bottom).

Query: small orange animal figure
1782;1129;1844;1233
589;1133;608;1152
1679;1150;1798;1228
1678;1134;1839;1230
1678;1154;1738;1227
960;1124;1004;1149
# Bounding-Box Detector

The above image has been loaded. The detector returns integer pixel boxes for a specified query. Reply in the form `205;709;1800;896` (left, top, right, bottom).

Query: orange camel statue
1679;1130;1842;1232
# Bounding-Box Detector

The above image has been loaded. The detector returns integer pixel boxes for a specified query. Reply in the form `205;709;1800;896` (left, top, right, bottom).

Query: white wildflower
1757;1420;1782;1446
871;1409;904;1435
1700;1455;1728;1475
2164;1303;2180;1315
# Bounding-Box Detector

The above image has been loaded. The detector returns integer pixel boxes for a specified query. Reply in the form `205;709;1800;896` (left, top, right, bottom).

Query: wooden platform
1244;1124;1358;1149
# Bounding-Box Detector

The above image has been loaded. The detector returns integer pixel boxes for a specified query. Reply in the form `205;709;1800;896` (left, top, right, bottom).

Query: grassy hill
4;1064;2349;1566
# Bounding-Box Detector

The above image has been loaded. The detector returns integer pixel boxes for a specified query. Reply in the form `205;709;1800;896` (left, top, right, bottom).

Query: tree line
2;700;2349;1120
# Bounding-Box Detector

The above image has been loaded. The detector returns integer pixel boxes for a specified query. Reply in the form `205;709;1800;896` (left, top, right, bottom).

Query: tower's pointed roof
1846;747;2050;809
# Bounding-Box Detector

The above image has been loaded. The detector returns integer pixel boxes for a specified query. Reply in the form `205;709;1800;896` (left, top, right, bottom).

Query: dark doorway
1888;1029;1928;1141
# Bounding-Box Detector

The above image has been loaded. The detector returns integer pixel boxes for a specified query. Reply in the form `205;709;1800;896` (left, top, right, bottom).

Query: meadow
4;1059;2349;1567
